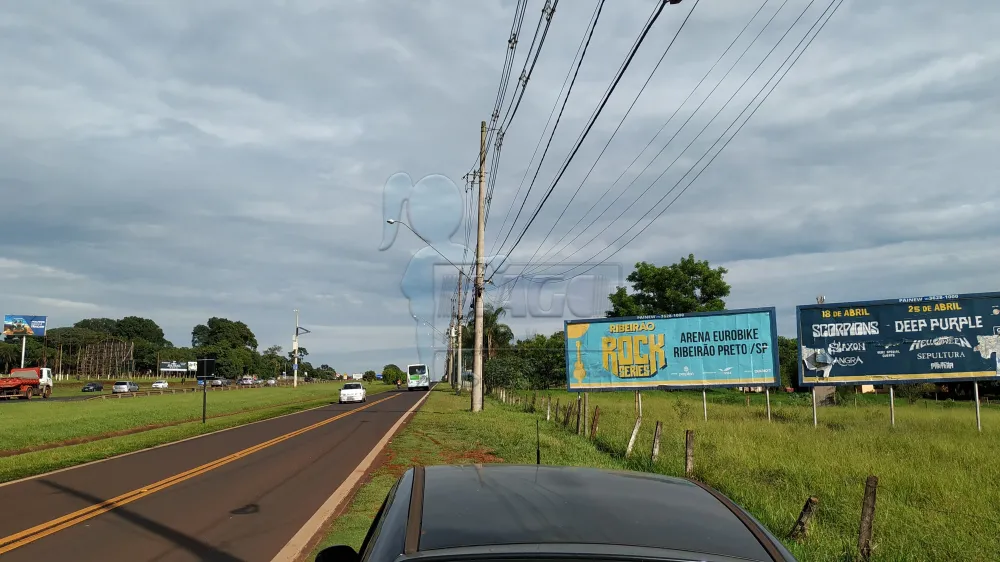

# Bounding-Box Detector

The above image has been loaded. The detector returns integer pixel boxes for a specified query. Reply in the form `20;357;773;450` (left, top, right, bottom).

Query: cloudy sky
2;0;998;375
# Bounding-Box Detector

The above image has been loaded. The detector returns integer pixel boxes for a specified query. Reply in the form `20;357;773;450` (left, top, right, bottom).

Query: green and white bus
406;363;430;391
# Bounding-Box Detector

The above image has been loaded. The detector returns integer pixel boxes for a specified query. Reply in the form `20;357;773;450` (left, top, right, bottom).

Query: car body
406;364;429;391
315;464;797;562
111;381;139;394
151;380;169;389
210;378;228;387
339;382;366;404
81;382;103;392
266;378;277;386
238;377;255;386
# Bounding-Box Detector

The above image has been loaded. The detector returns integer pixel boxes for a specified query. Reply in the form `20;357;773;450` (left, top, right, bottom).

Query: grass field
0;381;389;483
314;386;1000;562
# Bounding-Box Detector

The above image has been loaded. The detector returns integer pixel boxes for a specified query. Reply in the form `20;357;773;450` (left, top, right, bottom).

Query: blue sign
564;308;779;391
3;315;47;337
797;292;1000;386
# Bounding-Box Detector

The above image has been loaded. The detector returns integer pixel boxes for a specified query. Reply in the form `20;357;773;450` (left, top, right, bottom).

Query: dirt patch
0;395;329;458
442;447;504;465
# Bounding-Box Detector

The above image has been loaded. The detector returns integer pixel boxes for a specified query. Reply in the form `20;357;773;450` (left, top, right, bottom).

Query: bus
406;364;430;391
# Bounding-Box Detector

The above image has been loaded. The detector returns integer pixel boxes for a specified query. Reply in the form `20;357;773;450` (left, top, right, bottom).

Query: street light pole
293;309;299;388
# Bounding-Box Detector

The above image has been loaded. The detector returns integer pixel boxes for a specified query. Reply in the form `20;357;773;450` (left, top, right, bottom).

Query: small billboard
3;315;47;337
159;360;189;373
565;308;779;391
797;291;1000;385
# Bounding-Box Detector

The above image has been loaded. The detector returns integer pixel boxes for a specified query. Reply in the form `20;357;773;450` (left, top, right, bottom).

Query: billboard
564;308;779;391
3;315;47;337
159;360;189;373
796;292;1000;386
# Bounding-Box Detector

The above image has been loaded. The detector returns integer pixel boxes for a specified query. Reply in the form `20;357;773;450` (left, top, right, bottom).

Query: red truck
0;367;54;400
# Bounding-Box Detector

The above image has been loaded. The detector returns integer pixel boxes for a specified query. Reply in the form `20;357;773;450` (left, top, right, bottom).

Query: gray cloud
1;0;998;376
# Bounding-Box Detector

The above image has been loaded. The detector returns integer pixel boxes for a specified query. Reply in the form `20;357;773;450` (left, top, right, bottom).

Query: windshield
343;383;362;389
408;365;427;375
114;381;128;385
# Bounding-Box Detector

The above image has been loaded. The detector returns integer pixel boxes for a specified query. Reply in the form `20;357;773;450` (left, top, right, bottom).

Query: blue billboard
564;308;779;391
3;315;47;337
796;292;1000;386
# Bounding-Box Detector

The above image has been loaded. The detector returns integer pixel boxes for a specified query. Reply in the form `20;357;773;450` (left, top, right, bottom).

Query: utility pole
473;120;486;412
455;271;463;392
292;310;311;389
293;309;299;387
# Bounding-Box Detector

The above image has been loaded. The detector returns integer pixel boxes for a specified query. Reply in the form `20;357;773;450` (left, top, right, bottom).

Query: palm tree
463;303;514;360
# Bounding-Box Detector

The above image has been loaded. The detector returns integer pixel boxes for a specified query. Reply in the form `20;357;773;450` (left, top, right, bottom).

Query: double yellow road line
0;393;399;556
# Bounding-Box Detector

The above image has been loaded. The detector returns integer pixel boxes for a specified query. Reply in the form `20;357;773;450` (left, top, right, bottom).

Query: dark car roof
401;465;791;562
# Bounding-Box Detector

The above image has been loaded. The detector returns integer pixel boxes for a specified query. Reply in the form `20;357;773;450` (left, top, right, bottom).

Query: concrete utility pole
455;271;463;392
473;120;487;412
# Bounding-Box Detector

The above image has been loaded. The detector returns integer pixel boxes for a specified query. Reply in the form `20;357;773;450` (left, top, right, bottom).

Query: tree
382;364;405;385
363;370;377;383
510;331;565;389
73;318;118;335
114;316;168;346
777;336;800;390
607;255;731;317
462;303;514;359
191;317;258;350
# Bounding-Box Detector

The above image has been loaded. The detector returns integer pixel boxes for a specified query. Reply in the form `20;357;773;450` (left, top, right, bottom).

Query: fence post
554;398;560;422
684;430;695;477
651;421;663;462
858;475;879;561
590;406;600;440
788;497;818;540
575;395;583;435
626;417;642;457
546;396;551;421
583;393;589;437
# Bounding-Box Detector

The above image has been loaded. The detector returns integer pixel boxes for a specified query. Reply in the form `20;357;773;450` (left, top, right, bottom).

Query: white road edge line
0;392;373;489
270;388;434;562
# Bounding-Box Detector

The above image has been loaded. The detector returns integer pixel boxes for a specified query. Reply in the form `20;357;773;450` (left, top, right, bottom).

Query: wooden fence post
575;395;583;435
554;398;560;421
546;396;551;421
858;475;879;561
651;421;663;462
788;497;818;540
590;406;600;440
583;393;589;437
684;430;695;477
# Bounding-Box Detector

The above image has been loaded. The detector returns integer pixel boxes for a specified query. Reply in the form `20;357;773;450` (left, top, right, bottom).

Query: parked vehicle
0;367;54;400
315;465;798;562
151;380;169;389
406;364;430;391
81;382;103;393
209;378;228;387
112;381;139;394
266;378;277;386
339;382;366;404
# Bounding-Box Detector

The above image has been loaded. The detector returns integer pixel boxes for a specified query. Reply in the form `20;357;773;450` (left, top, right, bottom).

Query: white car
266;378;277;386
339;382;366;404
151;380;169;389
112;381;139;393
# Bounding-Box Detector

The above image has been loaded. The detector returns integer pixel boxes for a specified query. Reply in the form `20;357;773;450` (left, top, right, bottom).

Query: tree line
0;316;343;381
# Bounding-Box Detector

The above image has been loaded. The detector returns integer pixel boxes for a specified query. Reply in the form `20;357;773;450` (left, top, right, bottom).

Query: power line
556;0;844;281
490;0;615;259
525;0;773;271
485;0;560;224
491;0;687;276
516;0;703;275
520;0;816;279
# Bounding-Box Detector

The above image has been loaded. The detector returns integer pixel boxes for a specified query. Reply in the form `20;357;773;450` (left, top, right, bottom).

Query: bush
896;383;936;404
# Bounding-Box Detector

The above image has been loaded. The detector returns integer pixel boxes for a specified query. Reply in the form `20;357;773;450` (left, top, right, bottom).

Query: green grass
313;386;1000;562
0;382;381;453
0;382;389;483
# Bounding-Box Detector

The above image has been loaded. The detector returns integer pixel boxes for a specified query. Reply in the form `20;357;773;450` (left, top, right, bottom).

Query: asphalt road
0;387;428;562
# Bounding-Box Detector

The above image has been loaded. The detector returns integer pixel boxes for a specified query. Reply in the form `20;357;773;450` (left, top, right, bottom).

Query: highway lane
0;387;429;562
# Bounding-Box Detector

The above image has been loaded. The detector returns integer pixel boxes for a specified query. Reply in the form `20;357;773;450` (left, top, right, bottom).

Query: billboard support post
202;373;207;424
889;386;895;427
765;388;771;422
702;389;707;421
973;382;981;432
20;337;26;369
811;388;818;427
